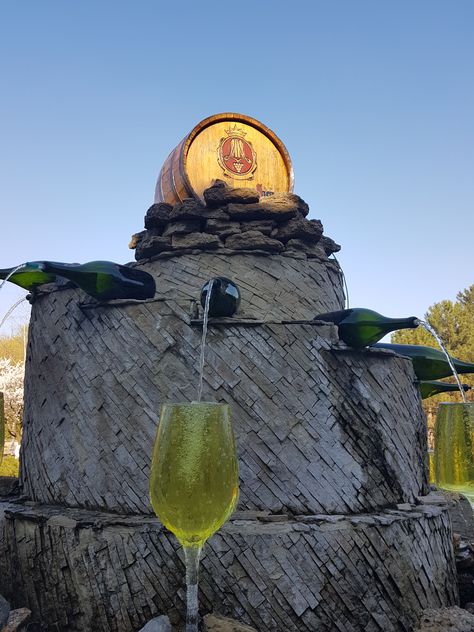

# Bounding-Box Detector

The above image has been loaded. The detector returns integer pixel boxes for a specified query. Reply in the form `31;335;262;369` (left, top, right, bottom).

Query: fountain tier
0;190;457;630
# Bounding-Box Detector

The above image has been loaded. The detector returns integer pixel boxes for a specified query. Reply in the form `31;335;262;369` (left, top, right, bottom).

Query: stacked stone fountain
0;180;458;631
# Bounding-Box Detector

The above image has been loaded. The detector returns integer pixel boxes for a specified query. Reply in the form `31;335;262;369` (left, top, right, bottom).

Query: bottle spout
25;261;46;271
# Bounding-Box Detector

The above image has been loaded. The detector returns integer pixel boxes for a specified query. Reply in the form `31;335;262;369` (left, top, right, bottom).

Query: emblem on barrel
217;124;257;180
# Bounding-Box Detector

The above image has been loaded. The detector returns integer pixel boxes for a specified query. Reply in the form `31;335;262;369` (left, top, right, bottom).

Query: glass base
437;482;474;506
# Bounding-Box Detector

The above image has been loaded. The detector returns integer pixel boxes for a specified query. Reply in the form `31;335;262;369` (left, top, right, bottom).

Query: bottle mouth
26;261;46;272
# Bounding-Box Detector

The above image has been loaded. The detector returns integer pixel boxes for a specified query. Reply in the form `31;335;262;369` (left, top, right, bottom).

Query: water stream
0;297;28;331
416;318;468;403
196;279;214;403
0;264;26;291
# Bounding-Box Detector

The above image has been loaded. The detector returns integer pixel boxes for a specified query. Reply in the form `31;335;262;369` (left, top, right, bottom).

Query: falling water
0;264;26;291
196;279;214;403
416;319;468;403
0;297;28;331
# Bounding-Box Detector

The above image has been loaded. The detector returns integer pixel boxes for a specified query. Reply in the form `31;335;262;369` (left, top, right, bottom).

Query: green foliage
392;284;474;407
0;455;19;477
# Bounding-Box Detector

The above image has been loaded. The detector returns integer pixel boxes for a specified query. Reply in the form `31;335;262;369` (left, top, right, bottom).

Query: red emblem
217;125;257;180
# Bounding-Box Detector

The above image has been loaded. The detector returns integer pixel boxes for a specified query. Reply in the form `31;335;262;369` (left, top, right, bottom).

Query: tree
0;358;25;442
392;284;474;444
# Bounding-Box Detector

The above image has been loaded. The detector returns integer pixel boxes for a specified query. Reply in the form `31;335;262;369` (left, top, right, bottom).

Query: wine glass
434;402;474;503
149;402;239;631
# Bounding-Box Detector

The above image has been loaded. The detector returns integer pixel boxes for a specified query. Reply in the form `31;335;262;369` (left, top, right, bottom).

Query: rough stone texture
275;217;323;244
141;252;344;322
0;478;18;498
162;220;201;238
444;491;474;540
225;231;284;253
134;235;172;260
239;220;276;236
436;491;474;607
1;607;31;631
21;268;426;517
205;219;241;238
203;180;260;208
169;198;207;221
320;235;341;255
415;607;474;631
171;232;221;250
204;613;257;631
138;615;171;631
134;187;334;261
144;203;173;230
0;593;10;629
285;239;324;258
226;199;297;222
0;498;458;632
12;239;457;630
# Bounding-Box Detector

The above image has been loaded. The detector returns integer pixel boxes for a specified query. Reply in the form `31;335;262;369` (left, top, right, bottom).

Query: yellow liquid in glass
435;403;474;503
150;403;239;547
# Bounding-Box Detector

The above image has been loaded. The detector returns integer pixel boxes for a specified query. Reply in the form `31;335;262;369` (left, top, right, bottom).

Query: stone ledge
0;492;449;529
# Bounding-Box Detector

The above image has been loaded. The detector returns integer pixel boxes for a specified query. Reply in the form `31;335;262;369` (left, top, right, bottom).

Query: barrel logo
217;124;257;180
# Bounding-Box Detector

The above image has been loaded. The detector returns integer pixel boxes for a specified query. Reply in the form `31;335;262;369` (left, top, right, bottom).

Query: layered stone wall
130;180;341;262
0;496;458;632
0;183;459;630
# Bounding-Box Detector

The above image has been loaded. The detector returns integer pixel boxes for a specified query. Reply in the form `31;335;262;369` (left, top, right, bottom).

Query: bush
0;455;19;477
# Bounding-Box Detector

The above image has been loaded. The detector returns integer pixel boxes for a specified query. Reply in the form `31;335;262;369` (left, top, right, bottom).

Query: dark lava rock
162;220;201;237
320;235;341;255
172;232;221;250
286;239;328;258
225;230;284;253
276;217;323;243
204;180;260;208
144;203;173;230
135;235;172;260
170;198;207;221
226;192;309;222
240;220;276;236
205;218;241;237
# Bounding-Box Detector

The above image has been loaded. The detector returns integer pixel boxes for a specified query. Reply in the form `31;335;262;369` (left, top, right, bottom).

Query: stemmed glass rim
437;402;474;408
161;401;229;408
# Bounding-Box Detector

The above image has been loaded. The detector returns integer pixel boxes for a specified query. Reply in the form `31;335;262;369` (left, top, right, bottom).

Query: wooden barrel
154;112;294;205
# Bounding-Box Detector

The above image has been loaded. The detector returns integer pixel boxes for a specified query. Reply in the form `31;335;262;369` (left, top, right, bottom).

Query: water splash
0;264;27;291
416;319;468;403
196;279;214;403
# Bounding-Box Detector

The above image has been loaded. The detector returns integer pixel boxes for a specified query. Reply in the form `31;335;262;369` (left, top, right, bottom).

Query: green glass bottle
313;308;419;348
0;262;57;291
200;277;241;317
38;261;156;301
373;343;474;380
418;380;471;399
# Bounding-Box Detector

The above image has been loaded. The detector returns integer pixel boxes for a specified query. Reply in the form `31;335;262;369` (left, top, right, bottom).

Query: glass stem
184;544;202;632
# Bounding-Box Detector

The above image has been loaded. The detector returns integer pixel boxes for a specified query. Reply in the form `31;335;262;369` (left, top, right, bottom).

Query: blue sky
1;1;473;331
